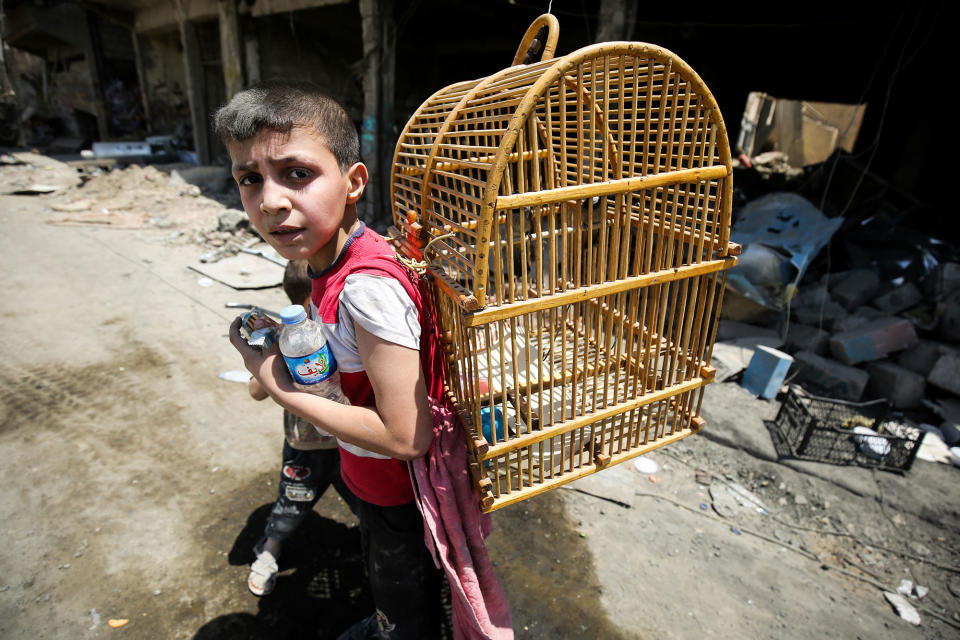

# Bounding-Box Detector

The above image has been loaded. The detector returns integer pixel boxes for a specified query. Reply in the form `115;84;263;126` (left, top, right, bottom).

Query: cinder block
829;317;919;365
791;350;869;401
741;346;794;399
792;300;848;330
872;283;923;314
791;282;831;310
897;340;954;377
936;297;960;344
865;361;926;409
782;323;829;355
831;269;881;310
924;262;960;298
716;320;781;343
928;354;960;396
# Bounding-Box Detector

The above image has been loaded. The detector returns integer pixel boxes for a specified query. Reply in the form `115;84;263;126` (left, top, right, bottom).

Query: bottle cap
279;304;307;325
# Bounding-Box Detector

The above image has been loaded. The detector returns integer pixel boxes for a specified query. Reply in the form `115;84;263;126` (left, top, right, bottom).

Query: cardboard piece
737;92;866;166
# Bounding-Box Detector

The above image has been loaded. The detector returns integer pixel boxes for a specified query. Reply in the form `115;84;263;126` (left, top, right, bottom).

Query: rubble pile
0;156;257;256
721;155;960;448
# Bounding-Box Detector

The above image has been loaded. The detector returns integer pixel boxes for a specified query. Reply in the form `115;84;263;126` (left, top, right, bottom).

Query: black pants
263;442;356;542
356;500;444;640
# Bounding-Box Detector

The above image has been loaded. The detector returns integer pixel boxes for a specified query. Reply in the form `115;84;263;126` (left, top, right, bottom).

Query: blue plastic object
741;345;794;400
480;406;505;442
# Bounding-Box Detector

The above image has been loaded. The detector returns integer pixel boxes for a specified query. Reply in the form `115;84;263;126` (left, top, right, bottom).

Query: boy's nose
259;180;292;215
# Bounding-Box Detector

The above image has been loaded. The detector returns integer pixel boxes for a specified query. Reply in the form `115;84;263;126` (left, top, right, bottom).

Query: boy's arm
248;377;270;401
228;317;433;460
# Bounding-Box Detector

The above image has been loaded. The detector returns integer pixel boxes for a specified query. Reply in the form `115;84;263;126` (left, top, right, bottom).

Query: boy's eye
237;174;261;187
288;168;311;181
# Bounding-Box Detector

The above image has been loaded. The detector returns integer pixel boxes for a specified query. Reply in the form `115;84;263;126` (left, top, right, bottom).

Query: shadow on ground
193;504;373;639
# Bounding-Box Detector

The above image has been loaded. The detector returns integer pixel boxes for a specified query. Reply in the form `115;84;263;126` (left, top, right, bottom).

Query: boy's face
228;126;366;270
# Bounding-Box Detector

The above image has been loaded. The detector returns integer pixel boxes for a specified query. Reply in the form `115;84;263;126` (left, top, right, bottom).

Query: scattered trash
648;476;660;484
197;277;214;287
90;609;101;629
725;482;769;515
632;457;659;475
219;370;252;383
896;579;913;596
914;585;929;599
883;592;921;626
709;485;739;519
694;468;711;485
853;426;891;459
700;503;708;510
108;618;130;628
731;527;742;536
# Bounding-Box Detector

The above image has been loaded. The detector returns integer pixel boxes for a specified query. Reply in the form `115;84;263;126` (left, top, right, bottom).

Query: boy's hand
228;316;294;398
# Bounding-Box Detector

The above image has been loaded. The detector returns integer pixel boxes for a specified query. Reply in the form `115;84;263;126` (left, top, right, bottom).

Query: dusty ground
1;157;959;639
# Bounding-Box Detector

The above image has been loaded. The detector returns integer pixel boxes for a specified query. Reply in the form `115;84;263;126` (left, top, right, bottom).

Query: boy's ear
344;162;368;205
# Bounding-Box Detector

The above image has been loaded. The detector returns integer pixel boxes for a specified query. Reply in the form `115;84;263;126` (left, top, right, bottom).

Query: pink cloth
411;403;514;640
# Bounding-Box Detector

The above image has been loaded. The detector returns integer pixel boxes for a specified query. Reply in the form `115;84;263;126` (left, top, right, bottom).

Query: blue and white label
283;343;337;386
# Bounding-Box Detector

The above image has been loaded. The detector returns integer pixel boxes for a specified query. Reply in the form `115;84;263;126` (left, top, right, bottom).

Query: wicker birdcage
389;15;739;512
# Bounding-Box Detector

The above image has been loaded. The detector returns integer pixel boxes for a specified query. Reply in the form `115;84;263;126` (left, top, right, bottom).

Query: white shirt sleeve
338;273;420;351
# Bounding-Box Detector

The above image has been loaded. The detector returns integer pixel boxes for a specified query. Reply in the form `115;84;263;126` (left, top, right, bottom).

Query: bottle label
283;343;337;386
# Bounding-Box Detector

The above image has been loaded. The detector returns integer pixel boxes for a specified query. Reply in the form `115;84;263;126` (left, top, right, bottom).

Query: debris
217;208;247;232
883;592;920;626
896;579;914;596
709;485;739;518
219;371;252;383
196;278;214;288
928;353;960;396
108;619;130;628
741;346;793;400
736;92;866;167
89;609;101;629
915;585;929;599
632;457;659;475
694;469;711;485
727;193;842;310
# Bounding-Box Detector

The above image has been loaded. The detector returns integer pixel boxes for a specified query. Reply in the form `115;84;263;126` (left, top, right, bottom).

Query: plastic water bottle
278;304;349;405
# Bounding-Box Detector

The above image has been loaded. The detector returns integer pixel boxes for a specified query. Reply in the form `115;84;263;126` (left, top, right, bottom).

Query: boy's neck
307;207;360;273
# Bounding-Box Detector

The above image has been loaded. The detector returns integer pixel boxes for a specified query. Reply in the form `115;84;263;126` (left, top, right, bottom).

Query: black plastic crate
766;386;923;473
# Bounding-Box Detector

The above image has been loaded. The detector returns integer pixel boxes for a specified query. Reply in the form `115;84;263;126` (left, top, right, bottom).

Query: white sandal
247;549;278;596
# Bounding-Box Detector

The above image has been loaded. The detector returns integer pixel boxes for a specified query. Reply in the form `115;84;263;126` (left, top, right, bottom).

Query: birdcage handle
511;13;559;66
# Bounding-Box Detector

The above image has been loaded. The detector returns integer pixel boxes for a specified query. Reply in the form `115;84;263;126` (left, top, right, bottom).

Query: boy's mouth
270;225;305;241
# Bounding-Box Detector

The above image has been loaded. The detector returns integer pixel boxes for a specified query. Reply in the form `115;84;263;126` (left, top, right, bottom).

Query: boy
245;259;356;597
217;82;443;639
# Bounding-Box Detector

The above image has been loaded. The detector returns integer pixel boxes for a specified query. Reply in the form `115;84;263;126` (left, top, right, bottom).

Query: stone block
782;323;829;355
791;350;869;401
792;300;848;330
935;297;960;344
829;317;919;365
924;262;960;298
864;361;925;409
831;269;880;310
716;320;781;343
872;282;923;313
791;282;830;310
896;340;954;377
928;354;960;396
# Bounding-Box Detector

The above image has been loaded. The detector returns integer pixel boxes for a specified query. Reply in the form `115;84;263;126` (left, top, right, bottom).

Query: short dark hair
282;259;312;305
213;81;359;171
